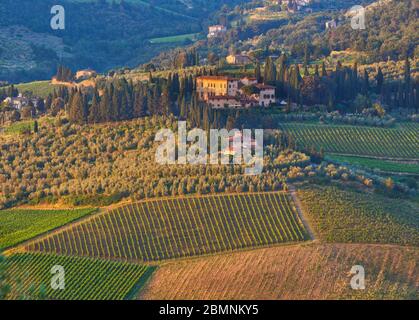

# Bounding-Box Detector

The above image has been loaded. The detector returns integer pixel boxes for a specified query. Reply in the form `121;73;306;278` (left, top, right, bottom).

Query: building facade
255;84;276;107
226;54;252;65
207;25;227;38
196;76;239;101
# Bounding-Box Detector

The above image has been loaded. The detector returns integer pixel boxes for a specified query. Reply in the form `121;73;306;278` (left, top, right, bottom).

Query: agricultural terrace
280;123;419;159
24;193;309;262
140;244;419;300
0;208;97;250
297;186;419;246
3;252;152;300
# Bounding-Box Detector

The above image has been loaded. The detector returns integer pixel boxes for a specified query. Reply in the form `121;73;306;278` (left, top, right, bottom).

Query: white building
208;25;227;38
240;77;258;86
3;94;39;110
254;84;276;107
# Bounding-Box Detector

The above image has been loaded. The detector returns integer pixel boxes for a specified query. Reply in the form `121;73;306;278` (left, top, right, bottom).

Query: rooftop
197;76;238;81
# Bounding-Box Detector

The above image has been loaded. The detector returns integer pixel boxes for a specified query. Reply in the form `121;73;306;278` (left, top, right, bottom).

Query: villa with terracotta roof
197;75;277;108
196;76;239;101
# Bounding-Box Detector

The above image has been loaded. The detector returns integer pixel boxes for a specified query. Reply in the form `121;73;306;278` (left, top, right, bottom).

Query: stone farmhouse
226;54;252;65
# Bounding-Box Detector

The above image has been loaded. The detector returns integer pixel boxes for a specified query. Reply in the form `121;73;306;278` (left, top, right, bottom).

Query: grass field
0;208;96;250
2;120;34;135
4;252;152;300
297;186;419;246
140;244;418;300
24;193;308;262
1;117;54;135
14;81;62;98
327;155;419;175
149;33;201;44
280;123;419;159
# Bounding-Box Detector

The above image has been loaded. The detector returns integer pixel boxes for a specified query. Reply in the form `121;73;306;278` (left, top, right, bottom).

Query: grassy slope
14;81;60;98
149;33;201;44
140;243;418;300
4;252;151;300
327;155;419;175
0;208;96;250
297;186;419;246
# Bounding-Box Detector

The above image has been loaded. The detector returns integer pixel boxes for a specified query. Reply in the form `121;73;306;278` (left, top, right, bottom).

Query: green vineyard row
4;252;151;300
280;123;419;159
24;193;309;262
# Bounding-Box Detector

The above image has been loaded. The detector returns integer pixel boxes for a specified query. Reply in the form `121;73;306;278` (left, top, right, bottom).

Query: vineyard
140;244;419;300
0;208;97;250
280;123;419;159
23;193;309;262
327;155;419;175
297;186;419;246
4;252;152;300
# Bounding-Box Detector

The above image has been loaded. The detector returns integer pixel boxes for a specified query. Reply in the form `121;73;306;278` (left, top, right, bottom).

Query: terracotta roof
255;84;276;89
197;76;238;81
209;95;239;101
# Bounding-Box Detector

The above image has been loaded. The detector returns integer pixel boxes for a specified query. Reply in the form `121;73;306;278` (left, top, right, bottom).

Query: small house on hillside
75;69;97;81
3;94;40;110
226;54;252;65
208;25;227;38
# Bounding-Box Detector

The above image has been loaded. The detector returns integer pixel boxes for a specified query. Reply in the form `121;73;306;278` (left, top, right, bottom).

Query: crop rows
0;208;97;250
140;244;419;300
25;193;308;262
280;123;419;159
4;252;150;300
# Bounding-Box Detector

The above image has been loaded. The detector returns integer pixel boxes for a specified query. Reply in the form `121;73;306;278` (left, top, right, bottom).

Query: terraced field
23;193;308;262
4;252;152;300
280;123;419;159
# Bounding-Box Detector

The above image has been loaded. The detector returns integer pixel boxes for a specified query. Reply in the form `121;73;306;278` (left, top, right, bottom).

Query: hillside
150;0;417;68
297;186;419;246
20;193;308;262
0;0;247;83
140;243;418;300
5;252;152;300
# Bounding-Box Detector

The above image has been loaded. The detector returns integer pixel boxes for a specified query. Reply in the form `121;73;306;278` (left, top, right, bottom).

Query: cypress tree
376;67;384;94
88;90;100;123
264;57;276;84
69;91;84;124
363;69;370;95
321;61;327;77
255;63;262;83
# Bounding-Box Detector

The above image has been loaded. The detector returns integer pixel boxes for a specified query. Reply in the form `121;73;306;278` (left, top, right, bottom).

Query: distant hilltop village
0;67;98;126
197;76;277;109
